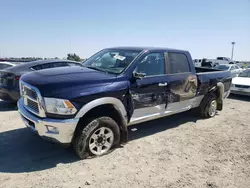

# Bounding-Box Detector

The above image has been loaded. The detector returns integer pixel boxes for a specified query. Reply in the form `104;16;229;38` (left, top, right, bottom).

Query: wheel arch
74;97;128;143
208;82;224;110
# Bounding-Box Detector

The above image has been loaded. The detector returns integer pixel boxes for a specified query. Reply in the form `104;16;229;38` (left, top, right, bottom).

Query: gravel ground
0;95;249;188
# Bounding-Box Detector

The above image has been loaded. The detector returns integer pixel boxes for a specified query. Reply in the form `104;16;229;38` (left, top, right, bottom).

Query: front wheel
73;116;120;159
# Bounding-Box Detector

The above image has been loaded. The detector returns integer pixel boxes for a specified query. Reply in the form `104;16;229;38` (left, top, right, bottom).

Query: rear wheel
200;94;217;118
73;116;120;159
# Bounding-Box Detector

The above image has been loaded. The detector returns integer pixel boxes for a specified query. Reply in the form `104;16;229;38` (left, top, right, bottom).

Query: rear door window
167;53;190;74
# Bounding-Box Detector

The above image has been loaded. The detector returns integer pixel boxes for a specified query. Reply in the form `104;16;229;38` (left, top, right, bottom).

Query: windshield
83;49;141;74
238;70;250;78
215;65;230;70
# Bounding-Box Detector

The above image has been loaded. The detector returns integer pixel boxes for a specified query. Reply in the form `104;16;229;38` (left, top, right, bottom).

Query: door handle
158;82;168;87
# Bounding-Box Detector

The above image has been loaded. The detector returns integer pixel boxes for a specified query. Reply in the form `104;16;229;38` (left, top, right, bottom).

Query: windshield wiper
83;65;119;75
84;66;109;73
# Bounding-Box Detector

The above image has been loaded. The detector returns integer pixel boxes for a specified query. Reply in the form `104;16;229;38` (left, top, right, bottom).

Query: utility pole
231;42;235;60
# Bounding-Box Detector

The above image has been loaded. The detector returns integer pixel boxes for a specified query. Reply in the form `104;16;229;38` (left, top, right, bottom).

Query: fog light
45;125;59;134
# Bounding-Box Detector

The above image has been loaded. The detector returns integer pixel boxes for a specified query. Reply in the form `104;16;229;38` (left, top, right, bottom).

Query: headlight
44;97;77;115
231;84;235;87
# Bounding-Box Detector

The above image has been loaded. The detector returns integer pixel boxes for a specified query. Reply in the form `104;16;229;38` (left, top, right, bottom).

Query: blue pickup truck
17;47;232;159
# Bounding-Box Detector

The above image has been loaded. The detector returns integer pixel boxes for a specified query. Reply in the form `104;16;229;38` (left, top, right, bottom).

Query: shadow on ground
0;111;200;173
0;128;78;173
228;94;250;102
0;100;17;111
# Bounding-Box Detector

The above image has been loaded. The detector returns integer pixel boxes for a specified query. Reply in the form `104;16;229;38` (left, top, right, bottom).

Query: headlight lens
231;84;235;87
44;97;77;115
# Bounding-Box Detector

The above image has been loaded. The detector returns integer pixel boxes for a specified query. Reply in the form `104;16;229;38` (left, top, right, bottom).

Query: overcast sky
1;0;250;60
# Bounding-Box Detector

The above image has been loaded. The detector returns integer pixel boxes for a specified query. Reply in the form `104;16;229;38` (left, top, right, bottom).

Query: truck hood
21;66;117;97
232;77;250;86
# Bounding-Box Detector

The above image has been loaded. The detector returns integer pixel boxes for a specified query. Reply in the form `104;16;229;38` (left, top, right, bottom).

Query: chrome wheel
88;127;114;155
208;100;217;117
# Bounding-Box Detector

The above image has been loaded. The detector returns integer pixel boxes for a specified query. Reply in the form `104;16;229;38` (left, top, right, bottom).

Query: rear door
164;52;198;112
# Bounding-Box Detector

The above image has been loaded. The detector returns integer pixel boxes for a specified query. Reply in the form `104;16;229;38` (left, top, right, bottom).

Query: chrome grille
27;98;39;113
24;87;37;99
20;81;45;117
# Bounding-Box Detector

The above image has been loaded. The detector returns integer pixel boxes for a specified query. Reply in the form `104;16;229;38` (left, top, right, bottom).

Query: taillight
15;76;21;80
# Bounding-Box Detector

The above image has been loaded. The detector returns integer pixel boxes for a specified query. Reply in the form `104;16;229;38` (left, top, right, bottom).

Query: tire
73;116;120;159
200;94;217;118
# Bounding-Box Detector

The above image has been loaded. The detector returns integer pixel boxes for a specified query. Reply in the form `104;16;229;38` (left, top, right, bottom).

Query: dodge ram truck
18;47;232;159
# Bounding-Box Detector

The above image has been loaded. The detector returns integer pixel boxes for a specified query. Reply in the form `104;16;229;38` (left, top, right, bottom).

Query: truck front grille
27;98;39;113
24;87;37;100
20;81;45;117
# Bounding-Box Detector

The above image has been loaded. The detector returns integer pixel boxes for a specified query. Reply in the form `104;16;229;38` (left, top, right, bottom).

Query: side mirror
133;72;146;79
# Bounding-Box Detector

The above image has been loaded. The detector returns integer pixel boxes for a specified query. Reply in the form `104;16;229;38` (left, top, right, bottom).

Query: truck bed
195;67;232;96
195;67;221;73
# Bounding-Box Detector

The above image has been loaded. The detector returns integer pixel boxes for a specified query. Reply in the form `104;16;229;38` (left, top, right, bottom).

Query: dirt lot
0;95;249;188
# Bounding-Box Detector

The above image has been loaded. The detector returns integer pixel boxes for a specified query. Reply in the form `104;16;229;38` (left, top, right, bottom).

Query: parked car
215;64;242;77
0;59;82;102
231;69;250;96
0;62;16;70
17;47;232;159
206;57;235;67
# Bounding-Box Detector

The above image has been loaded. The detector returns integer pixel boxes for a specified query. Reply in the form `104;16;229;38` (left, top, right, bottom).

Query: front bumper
230;90;250;96
230;87;250;96
18;99;79;144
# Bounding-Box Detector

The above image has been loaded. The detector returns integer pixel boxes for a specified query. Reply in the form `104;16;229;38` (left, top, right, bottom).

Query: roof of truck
106;46;188;53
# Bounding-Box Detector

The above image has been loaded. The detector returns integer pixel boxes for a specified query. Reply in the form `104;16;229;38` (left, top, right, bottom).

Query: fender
75;97;127;121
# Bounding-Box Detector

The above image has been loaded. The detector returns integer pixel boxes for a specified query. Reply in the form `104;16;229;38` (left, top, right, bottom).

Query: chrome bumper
18;99;79;144
230;89;250;96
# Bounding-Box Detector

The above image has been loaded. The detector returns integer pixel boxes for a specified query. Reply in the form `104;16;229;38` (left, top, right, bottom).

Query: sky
0;0;250;60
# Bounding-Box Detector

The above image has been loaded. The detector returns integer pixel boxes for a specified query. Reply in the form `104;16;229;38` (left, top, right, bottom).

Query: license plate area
237;88;245;91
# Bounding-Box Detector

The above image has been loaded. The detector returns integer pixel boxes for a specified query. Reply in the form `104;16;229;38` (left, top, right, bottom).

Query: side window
53;62;69;68
230;66;235;70
42;63;54;69
168;53;190;74
134;53;165;76
31;64;43;70
67;62;80;67
0;64;12;69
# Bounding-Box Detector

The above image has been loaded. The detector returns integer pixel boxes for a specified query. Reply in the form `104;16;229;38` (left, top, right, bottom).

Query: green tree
67;53;81;62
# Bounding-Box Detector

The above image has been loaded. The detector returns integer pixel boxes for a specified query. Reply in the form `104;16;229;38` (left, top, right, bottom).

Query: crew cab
17;47;232;159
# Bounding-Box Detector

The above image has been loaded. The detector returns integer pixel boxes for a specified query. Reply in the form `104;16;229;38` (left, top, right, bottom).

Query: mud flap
217;99;223;111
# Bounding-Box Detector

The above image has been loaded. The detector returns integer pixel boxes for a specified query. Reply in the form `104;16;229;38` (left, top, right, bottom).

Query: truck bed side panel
196;70;232;95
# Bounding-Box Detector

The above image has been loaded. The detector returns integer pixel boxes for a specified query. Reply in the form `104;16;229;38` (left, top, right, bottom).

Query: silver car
215;64;242;77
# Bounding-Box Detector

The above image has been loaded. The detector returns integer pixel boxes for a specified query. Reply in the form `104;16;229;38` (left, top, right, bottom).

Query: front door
164;52;198;113
129;52;168;123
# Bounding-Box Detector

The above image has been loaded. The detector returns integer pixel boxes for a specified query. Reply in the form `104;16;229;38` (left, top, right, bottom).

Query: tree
67;53;81;62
